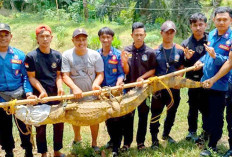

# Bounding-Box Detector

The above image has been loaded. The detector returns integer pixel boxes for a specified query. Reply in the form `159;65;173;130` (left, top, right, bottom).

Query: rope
4;99;17;115
148;77;174;124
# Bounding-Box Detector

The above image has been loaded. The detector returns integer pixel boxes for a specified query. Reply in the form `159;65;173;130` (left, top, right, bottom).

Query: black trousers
0;108;32;152
202;89;226;148
120;111;135;147
136;97;156;144
187;88;208;133
150;89;180;142
106;117;123;152
226;83;232;149
36;123;64;153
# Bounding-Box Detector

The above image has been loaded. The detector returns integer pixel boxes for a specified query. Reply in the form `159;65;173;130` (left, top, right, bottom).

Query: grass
0;10;230;157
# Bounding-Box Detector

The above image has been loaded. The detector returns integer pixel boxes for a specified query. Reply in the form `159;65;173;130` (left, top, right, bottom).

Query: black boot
5;150;14;157
25;149;33;157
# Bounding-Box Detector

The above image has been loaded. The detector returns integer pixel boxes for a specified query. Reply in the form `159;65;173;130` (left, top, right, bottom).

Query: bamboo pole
0;64;203;107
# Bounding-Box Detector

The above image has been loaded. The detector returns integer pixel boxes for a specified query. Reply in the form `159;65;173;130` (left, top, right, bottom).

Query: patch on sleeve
219;44;230;51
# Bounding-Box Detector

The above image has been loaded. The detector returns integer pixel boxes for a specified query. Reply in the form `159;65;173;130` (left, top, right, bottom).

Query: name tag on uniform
109;55;118;64
219;44;230;51
11;59;22;64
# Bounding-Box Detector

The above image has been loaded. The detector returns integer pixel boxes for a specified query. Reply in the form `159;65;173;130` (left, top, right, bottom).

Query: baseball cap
0;23;11;32
72;28;88;38
161;21;176;32
36;24;52;35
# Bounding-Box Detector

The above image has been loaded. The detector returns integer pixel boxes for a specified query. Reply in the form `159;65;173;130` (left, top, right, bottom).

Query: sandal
120;145;129;152
137;143;145;150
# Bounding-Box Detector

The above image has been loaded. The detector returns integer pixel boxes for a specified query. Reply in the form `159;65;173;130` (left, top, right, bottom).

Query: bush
55;26;68;48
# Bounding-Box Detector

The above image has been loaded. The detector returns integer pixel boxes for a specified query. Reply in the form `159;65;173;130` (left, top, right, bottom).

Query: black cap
161;21;176;32
72;28;88;38
0;23;11;32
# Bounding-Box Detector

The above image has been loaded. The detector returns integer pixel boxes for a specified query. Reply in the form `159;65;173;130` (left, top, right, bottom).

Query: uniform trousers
150;89;180;142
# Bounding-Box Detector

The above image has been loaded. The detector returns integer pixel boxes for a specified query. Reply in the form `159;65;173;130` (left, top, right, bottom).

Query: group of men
0;5;232;157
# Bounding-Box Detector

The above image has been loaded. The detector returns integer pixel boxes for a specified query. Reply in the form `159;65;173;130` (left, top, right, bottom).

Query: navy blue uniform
25;48;64;154
200;27;232;149
124;43;157;146
181;33;208;133
152;44;184;140
0;46;33;153
97;47;124;152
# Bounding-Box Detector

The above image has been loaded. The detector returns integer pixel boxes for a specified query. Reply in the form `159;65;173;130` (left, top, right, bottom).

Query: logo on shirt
128;53;132;58
51;62;57;69
109;55;118;64
11;59;22;64
15;70;19;76
219;44;230;51
174;54;180;62
142;54;148;61
196;46;204;54
25;63;29;68
207;42;211;46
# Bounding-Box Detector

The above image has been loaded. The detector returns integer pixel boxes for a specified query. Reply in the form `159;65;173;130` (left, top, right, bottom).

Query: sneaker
151;141;159;150
200;148;217;156
186;132;198;142
196;131;209;146
92;146;100;152
112;151;118;157
162;135;176;144
120;145;130;152
223;149;232;157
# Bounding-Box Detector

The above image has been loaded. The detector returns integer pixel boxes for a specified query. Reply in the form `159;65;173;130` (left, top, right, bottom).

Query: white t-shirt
62;48;104;101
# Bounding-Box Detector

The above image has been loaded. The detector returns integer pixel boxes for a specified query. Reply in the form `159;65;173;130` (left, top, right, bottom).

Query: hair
132;22;145;33
214;6;232;18
189;13;207;24
98;27;114;37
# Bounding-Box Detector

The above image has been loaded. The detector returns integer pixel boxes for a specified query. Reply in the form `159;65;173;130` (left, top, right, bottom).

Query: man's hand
194;60;203;71
121;51;129;64
73;87;83;99
57;87;65;96
184;47;195;59
26;94;38;105
116;80;124;90
204;44;216;59
92;83;101;96
202;78;216;89
38;91;48;103
136;77;144;87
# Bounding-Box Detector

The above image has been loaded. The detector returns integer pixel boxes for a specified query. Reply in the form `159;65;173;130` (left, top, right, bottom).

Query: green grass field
0;11;230;157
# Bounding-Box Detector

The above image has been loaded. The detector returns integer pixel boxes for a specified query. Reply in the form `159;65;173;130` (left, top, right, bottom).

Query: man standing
152;21;184;145
181;13;208;141
62;28;104;151
194;6;232;156
0;23;35;157
25;25;65;157
121;22;157;150
97;27;124;156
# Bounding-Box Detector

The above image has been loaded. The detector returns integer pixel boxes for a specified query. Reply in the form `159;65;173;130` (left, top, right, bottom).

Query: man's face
0;30;12;49
190;20;207;37
131;28;146;46
36;30;53;48
161;29;176;43
213;12;232;33
99;34;113;48
72;34;88;51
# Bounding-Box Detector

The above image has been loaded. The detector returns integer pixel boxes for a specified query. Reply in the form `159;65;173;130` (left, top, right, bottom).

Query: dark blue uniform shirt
97;47;124;87
0;46;32;102
154;44;185;76
200;27;232;91
181;33;208;81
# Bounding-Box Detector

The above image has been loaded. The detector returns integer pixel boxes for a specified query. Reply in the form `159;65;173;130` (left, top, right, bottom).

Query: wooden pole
0;64;203;107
